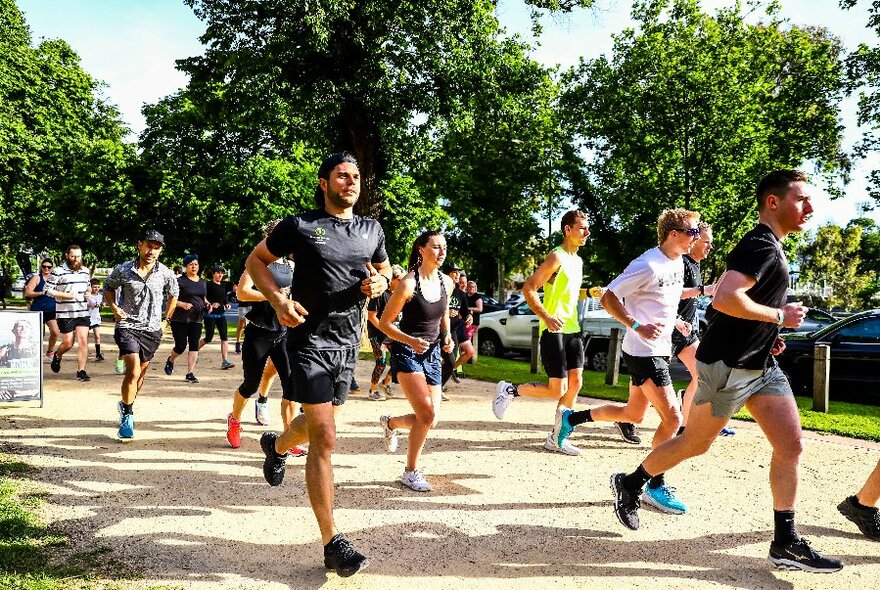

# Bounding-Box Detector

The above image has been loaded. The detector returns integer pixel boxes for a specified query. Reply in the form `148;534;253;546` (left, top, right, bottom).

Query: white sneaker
493;381;515;419
543;433;581;456
401;469;431;492
380;415;399;452
368;389;386;401
255;400;270;425
381;382;394;398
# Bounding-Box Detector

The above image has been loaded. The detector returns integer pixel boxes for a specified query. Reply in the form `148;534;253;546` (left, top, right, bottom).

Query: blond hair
657;208;700;244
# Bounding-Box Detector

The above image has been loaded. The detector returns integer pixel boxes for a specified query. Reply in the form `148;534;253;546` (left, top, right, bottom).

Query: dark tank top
398;271;447;343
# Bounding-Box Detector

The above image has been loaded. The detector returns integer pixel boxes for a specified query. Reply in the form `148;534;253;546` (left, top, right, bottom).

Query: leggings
370;336;390;384
171;321;202;354
203;315;228;342
237;324;293;400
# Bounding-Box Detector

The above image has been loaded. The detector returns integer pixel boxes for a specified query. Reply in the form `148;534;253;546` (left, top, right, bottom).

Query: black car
776;309;880;400
479;294;505;314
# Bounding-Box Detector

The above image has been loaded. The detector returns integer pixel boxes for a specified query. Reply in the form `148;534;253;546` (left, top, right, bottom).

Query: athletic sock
677;426;685;436
568;409;593;426
773;510;799;545
95;344;101;355
257;395;268;404
509;384;521;397
852;496;873;510
121;402;134;415
622;464;652;493
647;473;665;489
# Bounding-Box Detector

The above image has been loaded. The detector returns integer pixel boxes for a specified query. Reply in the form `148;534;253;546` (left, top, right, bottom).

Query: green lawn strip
463;356;880;442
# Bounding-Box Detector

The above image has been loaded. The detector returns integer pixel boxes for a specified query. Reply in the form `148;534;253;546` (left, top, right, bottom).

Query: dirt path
1;342;879;589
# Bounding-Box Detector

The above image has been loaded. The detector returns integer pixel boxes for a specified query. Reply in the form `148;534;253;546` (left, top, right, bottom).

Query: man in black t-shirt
246;152;391;578
442;263;471;386
611;170;843;573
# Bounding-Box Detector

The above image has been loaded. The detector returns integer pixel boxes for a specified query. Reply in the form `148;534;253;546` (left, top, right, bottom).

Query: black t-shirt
697;224;789;369
467;292;482;326
676;255;702;326
204;281;228;318
367;290;392;339
448;287;470;329
265;209;388;349
171;276;206;323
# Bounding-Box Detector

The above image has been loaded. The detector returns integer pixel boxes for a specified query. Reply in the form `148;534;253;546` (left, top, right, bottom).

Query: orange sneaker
288;444;308;457
226;413;242;448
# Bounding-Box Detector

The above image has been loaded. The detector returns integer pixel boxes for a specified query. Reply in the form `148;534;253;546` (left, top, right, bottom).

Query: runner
23;258;60;359
557;209;698;510
492;210;591;456
86;278;106;362
199;265;234;369
377;231;454;491
103;230;178;439
608;170;843;573
248;152;391;578
838;459;880;541
46;245;92;381
366;264;406;401
165;254;208;383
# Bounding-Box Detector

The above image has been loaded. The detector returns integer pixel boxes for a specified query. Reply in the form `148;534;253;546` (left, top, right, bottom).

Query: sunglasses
675;227;700;238
41;264;53;269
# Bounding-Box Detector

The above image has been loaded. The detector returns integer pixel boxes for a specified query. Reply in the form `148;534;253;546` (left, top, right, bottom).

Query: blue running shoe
643;483;687;514
117;401;135;439
720;426;736;436
555;407;575;448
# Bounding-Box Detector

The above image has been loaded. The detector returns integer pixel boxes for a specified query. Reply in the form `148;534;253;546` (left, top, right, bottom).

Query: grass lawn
462;355;880;442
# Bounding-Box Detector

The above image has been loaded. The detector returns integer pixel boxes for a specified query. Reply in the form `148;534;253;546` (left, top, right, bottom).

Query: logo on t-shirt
312;227;329;245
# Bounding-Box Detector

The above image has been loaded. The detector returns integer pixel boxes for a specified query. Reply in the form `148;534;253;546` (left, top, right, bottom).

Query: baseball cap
141;229;165;246
443;262;463;273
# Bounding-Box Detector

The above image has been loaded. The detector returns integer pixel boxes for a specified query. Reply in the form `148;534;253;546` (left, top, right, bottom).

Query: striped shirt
45;263;91;319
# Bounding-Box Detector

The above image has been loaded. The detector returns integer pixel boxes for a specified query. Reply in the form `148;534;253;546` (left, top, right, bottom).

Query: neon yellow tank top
539;246;583;334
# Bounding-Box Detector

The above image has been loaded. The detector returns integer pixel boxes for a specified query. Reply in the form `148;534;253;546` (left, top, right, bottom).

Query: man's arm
362;260;392;299
600;289;663;340
246;240;307;327
712;270;806;328
522;251;563;330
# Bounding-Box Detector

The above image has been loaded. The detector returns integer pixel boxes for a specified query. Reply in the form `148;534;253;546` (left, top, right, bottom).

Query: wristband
776;308;785;325
631;321;641;330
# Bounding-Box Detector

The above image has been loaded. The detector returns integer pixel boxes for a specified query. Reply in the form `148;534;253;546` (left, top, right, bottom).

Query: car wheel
478;330;504;357
589;350;608;372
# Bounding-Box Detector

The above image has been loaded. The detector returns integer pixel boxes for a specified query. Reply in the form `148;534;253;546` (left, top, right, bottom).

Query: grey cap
141;229;165;246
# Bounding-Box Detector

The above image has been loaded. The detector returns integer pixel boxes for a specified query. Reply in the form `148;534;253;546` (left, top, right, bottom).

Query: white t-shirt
87;294;103;326
606;246;684;357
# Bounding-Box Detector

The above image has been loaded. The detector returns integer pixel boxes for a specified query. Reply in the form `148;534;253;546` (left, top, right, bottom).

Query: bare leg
856;460;880;507
452;341;474;370
230;391;248;421
677;342;699;425
517;377;566;399
746;393;802;510
55;331;74;359
121;354;147;404
559;368;583;410
387;372;441;471
642;400;728;475
220;339;229;362
74;325;89;371
46;319;59;353
591;381;650;424
186;350;198;374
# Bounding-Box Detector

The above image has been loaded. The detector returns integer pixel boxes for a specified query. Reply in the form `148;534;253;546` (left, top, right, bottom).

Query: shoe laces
789;538;820;559
331;536;358;560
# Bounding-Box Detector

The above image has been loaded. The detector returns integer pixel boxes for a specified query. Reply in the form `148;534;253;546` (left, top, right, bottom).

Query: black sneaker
95;353;105;362
260;431;288;486
76;370;91;382
50;354;61;373
164;356;174;375
615;422;641;444
610;472;641;530
838;496;880;541
185;373;199;384
768;537;843;572
451;371;460;384
324;534;369;578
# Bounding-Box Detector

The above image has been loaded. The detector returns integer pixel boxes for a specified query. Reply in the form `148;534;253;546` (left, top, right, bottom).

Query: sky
15;0;880;229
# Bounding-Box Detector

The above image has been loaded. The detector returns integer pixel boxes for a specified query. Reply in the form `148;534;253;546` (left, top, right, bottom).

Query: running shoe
451;370;460;384
288;445;308;457
95;353;105;362
226;413;241;448
768;537;844;572
381;382;394;398
441;391;450;401
720;426;736;436
234;341;241;354
76;370;91;382
115;358;125;374
555;407;575;448
367;389;386;401
50;354;61;373
643;483;688;514
493;381;515;419
45;350;55;360
543;433;581;456
163;356;174;375
401;469;431;492
838;496;880;541
255;400;270;425
610;472;641;530
324;534;369;578
259;431;288;486
379;415;398;452
185;373;199;384
350;379;360;392
615;422;641;444
117;401;135;439
221;359;235;370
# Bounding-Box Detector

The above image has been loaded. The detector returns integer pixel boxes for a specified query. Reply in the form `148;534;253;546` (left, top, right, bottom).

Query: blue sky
16;0;880;228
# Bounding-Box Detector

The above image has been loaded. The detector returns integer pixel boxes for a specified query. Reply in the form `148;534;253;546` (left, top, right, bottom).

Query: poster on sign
0;311;43;405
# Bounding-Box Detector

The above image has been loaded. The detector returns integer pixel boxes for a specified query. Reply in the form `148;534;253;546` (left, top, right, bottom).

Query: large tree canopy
562;0;850;280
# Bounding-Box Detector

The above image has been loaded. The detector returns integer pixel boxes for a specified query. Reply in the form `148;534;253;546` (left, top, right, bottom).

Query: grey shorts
693;360;792;419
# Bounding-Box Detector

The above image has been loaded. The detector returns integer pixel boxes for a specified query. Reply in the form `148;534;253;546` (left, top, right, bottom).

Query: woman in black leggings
165;254;208;383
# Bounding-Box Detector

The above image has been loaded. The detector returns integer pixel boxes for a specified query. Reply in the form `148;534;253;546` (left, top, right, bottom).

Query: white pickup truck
477;296;625;371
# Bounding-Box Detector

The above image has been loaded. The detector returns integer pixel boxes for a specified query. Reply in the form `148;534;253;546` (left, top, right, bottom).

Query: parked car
478;294;505;314
781;308;836;334
776;309;880;400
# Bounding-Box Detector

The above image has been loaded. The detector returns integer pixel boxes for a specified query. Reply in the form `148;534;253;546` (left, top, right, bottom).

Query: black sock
677;426;685;436
648;473;665;489
121;402;134;415
95;344;101;355
509;384;521;397
773;510;798;544
257;395;268;404
568;409;593;426
850;496;873;511
622;464;652;493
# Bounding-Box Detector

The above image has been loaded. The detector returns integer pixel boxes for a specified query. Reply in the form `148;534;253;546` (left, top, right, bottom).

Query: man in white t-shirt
554;208;700;513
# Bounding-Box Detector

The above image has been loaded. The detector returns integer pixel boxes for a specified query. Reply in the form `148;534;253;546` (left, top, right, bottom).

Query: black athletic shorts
42;311;57;324
672;330;699;358
622;351;672;387
114;327;162;362
539;331;585;379
57;316;90;334
288;346;357;406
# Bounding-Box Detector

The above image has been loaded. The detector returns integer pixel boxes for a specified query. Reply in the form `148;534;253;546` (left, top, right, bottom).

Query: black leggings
171;321;202;354
238;324;293;400
203;315;228;342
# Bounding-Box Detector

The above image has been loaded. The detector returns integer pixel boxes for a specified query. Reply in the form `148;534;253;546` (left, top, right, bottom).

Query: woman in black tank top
377;231;454;492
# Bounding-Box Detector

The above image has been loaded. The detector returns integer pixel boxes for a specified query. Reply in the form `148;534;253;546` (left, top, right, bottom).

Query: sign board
0;311;43;405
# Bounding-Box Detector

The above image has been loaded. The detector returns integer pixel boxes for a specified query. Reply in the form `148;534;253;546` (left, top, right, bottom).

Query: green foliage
800;223;870;310
562;0;849;281
379;174;448;267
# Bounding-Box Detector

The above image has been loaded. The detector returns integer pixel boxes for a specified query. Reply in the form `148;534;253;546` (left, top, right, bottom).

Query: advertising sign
0;311;43;405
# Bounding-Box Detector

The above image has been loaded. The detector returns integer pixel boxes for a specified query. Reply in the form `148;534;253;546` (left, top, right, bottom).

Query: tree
562;0;849;281
800;223;870;309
